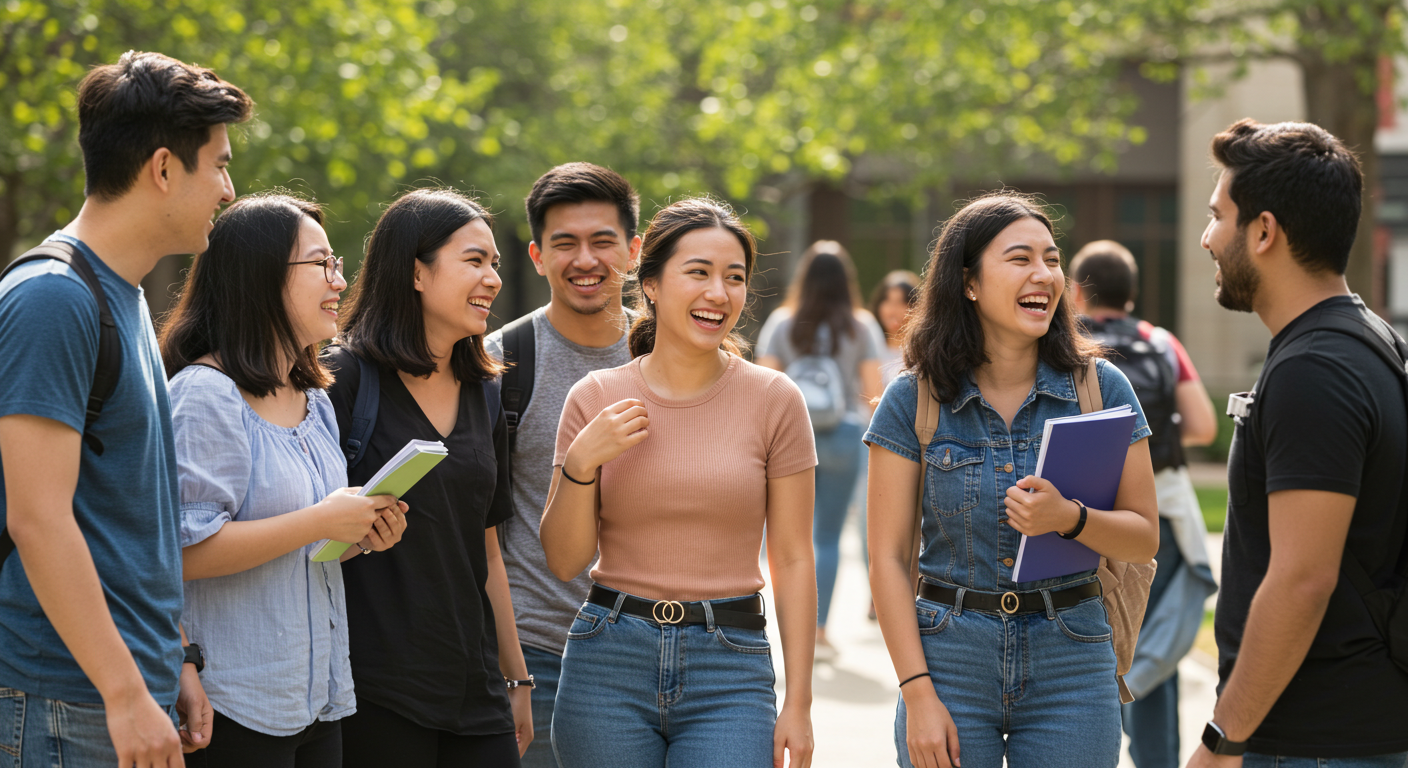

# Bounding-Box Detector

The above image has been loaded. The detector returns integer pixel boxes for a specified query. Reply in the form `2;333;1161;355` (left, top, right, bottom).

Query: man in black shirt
1190;118;1408;767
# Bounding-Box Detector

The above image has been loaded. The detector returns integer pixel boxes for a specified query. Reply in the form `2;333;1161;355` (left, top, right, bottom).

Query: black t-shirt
324;346;514;736
1218;295;1408;757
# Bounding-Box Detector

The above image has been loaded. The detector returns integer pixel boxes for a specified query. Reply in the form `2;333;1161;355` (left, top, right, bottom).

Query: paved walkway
763;520;1222;767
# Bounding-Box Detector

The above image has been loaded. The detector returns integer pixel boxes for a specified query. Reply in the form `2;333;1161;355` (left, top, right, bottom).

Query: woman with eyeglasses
160;193;409;768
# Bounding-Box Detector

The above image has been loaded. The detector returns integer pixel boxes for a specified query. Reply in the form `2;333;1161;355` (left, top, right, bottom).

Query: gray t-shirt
756;307;880;416
485;307;634;655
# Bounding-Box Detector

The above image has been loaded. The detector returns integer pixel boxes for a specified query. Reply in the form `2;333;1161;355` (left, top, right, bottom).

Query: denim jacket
864;358;1151;593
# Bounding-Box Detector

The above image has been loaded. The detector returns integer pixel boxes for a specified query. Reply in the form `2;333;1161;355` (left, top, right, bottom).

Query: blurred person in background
1070;239;1219;768
542;198;816;768
161;194;407;768
484;162;641;768
324;188;531;767
870;269;922;388
757;242;882;658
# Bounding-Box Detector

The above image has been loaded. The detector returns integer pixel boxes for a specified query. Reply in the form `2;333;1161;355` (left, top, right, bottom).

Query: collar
948;358;1082;414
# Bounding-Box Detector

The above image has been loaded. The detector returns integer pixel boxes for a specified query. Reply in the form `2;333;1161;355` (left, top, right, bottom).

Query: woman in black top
323;188;530;767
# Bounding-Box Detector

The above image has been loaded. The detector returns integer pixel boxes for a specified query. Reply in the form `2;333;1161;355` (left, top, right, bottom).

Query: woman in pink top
540;198;818;768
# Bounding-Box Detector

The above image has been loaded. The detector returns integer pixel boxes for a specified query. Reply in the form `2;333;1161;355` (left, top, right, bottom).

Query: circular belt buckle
1000;591;1020;614
651;600;685;624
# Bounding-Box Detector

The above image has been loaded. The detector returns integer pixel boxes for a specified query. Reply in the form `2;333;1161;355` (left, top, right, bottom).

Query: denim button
1018;441;1029;450
942;449;952;466
1002;557;1015;567
1003;463;1014;473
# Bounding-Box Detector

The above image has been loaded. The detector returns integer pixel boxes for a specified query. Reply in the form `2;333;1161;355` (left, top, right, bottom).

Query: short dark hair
627;197;756;358
338;188;504;382
159;193;332;396
1210;118;1363;275
787;241;861;355
525;162;641;245
1071;240;1138;310
905;193;1101;402
77;51;252;200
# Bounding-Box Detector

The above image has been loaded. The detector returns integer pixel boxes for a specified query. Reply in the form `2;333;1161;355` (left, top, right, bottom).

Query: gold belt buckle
1000;591;1020;614
651;600;685;625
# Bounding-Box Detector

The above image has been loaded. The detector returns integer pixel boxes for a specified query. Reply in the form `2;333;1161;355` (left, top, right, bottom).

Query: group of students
2;50;1406;768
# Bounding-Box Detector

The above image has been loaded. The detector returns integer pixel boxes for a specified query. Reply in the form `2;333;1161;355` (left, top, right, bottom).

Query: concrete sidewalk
762;520;1221;767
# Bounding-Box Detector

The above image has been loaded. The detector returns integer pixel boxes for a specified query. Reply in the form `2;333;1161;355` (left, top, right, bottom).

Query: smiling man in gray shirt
485;163;640;767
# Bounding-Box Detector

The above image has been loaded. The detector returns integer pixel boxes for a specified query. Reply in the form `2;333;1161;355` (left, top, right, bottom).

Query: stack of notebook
310;439;449;562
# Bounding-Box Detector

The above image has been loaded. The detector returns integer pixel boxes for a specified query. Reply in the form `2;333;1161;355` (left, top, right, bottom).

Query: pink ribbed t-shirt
553;353;817;601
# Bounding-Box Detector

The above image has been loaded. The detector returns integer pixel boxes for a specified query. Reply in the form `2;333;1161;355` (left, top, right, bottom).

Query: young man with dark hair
485;162;640;767
0;51;250;767
1070;241;1220;768
1190;118;1408;767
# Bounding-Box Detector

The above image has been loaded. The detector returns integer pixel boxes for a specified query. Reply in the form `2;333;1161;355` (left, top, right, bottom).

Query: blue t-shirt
0;233;183;706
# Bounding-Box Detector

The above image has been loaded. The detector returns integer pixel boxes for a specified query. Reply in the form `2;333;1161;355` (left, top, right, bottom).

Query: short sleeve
169;370;253;547
763;376;818;478
0;267;98;433
1167;334;1199;383
863;373;923;462
1095;359;1153;445
486;386;513;528
755;309;793;364
553;376;601;466
1260;351;1371;498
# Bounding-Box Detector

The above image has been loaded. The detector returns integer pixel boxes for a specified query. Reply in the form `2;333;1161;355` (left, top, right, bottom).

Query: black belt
587;585;767;630
916;579;1101;616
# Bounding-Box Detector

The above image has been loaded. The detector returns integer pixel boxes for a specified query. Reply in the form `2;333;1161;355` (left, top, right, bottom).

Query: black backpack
497;313;535;453
1257;305;1408;674
1080;316;1185;473
0;241;123;572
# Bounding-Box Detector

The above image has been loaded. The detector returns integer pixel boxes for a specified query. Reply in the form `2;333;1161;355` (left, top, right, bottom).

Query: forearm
768;552;816;709
182;511;322;580
539;468;599;579
1212;567;1334;741
9;511;147;701
485;531;529;679
871;553;932;696
1066;505;1159;564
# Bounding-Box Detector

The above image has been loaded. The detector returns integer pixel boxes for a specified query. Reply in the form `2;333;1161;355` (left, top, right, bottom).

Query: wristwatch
1201;721;1247;756
183;643;205;674
505;675;536;691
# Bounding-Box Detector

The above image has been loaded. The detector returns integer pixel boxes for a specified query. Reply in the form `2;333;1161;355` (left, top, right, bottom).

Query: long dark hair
785;240;861;355
904;193;1100;402
337;188;505;382
159;193;332;396
627;197;757;358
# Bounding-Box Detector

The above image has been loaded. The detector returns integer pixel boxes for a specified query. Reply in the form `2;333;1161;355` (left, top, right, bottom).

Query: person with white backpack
757;241;883;658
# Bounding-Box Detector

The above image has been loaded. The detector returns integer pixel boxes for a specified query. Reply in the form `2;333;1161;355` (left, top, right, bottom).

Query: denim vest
864;358;1150;593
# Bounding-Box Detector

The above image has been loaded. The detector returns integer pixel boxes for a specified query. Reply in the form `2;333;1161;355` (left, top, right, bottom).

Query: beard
1214;233;1260;313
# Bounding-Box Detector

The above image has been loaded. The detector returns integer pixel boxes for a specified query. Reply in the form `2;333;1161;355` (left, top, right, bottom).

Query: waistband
916;578;1101;616
586;584;767;630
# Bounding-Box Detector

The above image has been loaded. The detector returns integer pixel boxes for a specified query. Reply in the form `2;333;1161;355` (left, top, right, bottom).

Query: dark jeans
341;698;520;768
183;710;340;768
1121;517;1184;768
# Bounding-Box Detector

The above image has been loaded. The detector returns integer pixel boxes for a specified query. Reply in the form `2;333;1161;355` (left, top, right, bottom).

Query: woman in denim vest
864;194;1159;768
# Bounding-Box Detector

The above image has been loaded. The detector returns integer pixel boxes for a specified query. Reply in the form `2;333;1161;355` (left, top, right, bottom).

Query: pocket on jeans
915;600;953;636
0;687;21;760
1054;598;1113;643
566;609;608;641
715;626;771;654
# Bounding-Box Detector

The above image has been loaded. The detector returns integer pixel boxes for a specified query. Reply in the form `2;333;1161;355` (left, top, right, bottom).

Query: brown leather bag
912;359;1155;703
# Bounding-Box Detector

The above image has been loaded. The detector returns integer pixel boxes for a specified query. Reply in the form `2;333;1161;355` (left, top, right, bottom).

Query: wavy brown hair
904;193;1100;402
785;240;861;355
627;197;757;358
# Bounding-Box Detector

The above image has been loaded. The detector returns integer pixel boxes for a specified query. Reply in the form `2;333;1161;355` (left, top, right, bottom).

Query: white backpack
785;324;846;432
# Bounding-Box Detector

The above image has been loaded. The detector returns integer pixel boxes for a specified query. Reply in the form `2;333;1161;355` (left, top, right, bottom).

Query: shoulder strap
0;242;123;571
1075;358;1103;414
911;377;942;591
482;376;503;427
499;313;536;450
343;353;381;470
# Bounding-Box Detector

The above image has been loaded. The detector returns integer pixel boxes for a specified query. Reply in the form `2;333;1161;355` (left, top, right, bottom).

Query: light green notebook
310;439;448;562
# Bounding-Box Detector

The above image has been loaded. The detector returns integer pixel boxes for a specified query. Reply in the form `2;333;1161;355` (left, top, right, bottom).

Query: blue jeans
0;687;178;768
1122;517;1184;768
552;594;776;768
1244;753;1408;767
895;581;1122;768
519;644;562;768
814;419;863;627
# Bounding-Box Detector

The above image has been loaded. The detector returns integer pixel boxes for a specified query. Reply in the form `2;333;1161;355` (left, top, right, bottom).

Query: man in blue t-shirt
0;52;250;767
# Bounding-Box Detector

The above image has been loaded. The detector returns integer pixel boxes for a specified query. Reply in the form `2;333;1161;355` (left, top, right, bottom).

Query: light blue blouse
170;365;354;736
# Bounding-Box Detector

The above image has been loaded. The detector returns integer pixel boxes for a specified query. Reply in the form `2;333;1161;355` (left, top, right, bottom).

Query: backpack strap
911;377;942;591
0;241;123;571
499;313;536;452
343;353;381;470
1075;358;1103;414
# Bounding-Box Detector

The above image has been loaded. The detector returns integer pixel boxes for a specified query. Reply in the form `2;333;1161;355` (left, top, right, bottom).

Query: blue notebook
1011;405;1136;583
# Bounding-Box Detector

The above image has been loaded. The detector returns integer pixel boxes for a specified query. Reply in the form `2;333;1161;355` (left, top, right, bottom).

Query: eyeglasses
288;255;344;283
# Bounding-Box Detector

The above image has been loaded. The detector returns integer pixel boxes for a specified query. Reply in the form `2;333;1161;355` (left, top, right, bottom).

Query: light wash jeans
519;644;562;768
552;593;776;768
0;687;178;768
895;579;1122;768
814;419;863;627
1244;753;1408;768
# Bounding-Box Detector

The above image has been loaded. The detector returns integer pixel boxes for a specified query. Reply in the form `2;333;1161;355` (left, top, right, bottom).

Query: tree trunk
0;175;19;266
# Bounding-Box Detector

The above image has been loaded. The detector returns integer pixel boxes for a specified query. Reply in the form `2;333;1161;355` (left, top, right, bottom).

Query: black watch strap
1201;721;1247;756
184;643;205;674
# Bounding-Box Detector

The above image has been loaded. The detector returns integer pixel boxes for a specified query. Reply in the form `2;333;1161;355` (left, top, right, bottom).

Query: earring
968;292;976;301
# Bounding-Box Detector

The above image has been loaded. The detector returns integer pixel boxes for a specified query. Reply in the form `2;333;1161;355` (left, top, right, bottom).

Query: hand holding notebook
311;439;448;562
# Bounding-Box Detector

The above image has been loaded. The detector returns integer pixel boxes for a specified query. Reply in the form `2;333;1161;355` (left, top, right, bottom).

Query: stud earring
968;292;976;301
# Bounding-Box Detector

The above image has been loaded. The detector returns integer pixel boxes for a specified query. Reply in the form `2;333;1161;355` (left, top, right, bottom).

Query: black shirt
324;346;514;736
1218;295;1408;757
